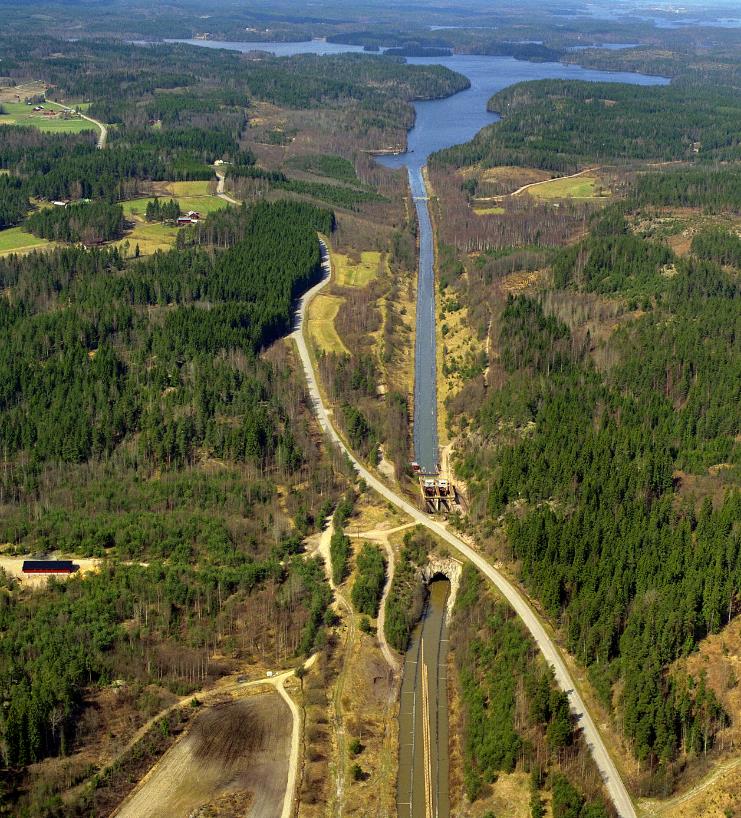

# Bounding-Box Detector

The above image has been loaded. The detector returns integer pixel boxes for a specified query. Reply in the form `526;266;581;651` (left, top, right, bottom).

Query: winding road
292;240;637;818
214;164;241;205
56;102;107;148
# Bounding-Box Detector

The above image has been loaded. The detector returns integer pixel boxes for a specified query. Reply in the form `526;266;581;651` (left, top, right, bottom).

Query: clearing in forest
114;222;180;257
119;182;228;256
122;187;227;222
520;174;608;200
479;165;551;190
0;226;52;255
332;249;384;288
0;99;95;134
114;692;291;818
308;294;349;354
473;206;505;216
0;555;100;587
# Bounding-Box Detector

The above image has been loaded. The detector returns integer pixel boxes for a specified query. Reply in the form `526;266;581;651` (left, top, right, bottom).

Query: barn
22;560;77;575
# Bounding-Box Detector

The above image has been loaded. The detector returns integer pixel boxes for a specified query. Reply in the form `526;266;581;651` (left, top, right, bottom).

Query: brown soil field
114;691;291;818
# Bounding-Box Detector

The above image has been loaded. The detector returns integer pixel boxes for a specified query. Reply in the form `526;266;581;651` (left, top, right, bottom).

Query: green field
165;181;213;197
114;222;180;257
521;174;609;200
332;248;383;287
0;101;95;134
0;227;51;254
123;189;228;221
308;294;349;354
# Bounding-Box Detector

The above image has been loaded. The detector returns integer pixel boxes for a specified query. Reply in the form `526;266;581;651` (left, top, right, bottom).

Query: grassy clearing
0;227;51;255
286;154;359;184
115;222;180;256
0;81;46;102
0;100;95;134
522;174;608;200
332;248;384;288
473;206;505;216
119;183;228;256
308;294;349;354
162;181;213;197
122;193;226;221
480;166;551;187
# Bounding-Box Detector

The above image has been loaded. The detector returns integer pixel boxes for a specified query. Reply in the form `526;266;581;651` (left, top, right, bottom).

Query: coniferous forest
0;198;339;774
452;195;740;790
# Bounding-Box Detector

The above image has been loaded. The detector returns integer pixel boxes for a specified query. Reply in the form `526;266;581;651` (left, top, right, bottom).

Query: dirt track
114;692;291;818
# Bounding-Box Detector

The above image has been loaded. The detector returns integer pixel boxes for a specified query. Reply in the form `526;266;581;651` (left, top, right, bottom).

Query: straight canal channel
177;38;668;818
397;579;451;818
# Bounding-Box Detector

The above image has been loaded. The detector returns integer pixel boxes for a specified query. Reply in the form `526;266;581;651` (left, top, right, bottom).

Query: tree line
452;564;610;816
26;201;125;244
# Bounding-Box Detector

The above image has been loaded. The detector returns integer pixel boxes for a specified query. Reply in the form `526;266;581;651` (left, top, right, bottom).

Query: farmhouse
177;212;202;226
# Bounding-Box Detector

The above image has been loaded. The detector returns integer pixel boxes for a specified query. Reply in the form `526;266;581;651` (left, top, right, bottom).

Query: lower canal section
397;578;451;818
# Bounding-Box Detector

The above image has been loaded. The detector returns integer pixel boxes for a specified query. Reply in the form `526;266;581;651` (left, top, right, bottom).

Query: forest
383;528;431;652
434;80;741;172
0;196;348;787
0;37;468;131
452;565;610;817
1;556;331;767
350;543;386;617
1;5;740;814
455;208;740;782
26;201;125;244
0;174;29;229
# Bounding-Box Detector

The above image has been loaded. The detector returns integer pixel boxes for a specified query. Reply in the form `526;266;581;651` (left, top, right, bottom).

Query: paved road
291;241;637;818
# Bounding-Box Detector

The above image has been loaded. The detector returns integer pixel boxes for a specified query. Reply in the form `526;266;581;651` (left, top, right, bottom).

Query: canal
374;54;666;474
397;579;451;818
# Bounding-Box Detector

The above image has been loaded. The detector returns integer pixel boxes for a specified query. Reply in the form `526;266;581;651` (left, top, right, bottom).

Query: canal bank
407;165;439;474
